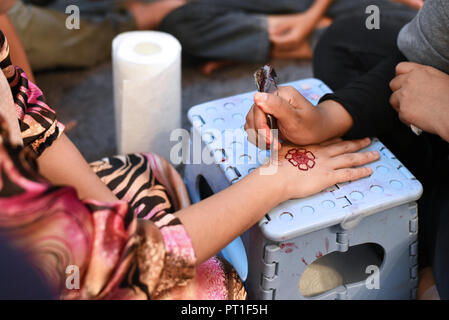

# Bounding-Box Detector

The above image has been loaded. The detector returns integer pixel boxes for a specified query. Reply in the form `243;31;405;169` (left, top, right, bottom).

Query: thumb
269;23;291;36
254;92;296;122
410;0;424;9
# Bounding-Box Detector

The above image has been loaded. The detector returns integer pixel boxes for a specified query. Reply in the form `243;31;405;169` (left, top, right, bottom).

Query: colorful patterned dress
0;30;246;300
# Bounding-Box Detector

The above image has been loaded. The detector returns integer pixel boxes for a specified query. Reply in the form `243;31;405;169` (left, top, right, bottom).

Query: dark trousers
159;0;415;63
313;13;449;299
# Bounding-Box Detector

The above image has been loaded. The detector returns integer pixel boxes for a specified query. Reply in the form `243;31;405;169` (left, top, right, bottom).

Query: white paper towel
112;31;181;159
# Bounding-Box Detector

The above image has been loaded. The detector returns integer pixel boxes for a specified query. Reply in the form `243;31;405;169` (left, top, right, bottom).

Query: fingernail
255;92;268;103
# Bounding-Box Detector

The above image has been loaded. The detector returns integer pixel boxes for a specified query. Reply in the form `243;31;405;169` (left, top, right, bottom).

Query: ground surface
35;59;313;162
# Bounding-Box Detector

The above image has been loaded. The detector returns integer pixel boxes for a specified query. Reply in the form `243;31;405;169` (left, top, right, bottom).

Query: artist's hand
390;62;449;142
0;1;16;14
245;85;353;149
390;0;424;10
245;86;319;149
262;138;378;201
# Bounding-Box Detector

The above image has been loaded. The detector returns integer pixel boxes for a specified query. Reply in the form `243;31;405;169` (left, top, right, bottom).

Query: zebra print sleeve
0;30;64;156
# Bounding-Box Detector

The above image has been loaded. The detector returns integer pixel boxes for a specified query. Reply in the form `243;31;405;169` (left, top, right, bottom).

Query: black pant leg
158;0;314;63
434;191;449;299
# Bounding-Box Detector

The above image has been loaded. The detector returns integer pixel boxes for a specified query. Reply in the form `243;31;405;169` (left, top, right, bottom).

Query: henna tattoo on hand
285;148;316;171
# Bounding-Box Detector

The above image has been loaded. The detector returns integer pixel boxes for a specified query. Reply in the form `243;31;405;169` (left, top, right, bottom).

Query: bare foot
128;0;186;30
64;120;78;132
417;267;440;300
317;16;332;29
271;41;313;60
199;60;237;76
268;12;330;56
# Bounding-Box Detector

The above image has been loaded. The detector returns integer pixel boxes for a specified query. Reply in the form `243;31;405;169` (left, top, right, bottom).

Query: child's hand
259;138;379;202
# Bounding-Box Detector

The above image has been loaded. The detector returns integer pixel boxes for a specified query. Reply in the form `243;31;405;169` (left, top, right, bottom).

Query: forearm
176;168;284;264
314;99;353;142
318;52;406;139
37;134;118;203
0;14;35;83
305;0;333;26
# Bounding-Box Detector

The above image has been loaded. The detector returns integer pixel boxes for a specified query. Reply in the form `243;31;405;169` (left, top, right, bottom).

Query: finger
389;90;401;112
395;61;421;75
407;0;424;9
269;24;292;37
249;101;283;149
254;104;269;131
245;105;259;145
253;105;272;148
398;112;412;127
330;151;380;170
270;128;282;150
324;138;372;157
245;105;256;133
245;127;259;147
333;167;373;184
245;104;256;127
277;86;310;108
270;32;299;51
389;74;407;92
246;106;272;149
254;92;297;122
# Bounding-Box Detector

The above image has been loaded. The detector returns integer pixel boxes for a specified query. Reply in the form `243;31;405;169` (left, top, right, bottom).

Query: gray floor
35;59;313;162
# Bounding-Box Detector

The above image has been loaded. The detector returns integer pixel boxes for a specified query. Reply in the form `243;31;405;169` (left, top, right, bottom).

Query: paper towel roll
112;31;181;159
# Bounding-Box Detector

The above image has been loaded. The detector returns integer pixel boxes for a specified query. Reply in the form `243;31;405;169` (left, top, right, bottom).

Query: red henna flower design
285;148;316;171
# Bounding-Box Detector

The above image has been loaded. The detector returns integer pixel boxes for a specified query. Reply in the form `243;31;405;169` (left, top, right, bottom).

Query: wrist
252;164;288;204
317;100;354;140
309;0;333;15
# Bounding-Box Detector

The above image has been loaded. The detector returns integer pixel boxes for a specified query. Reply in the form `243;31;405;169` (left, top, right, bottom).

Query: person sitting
5;0;186;70
244;0;449;300
5;0;420;73
159;0;420;73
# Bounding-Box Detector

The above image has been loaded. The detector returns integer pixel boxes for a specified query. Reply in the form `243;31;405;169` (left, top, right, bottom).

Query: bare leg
268;14;332;60
271;42;313;60
128;0;187;30
199;14;333;74
199;60;237;76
